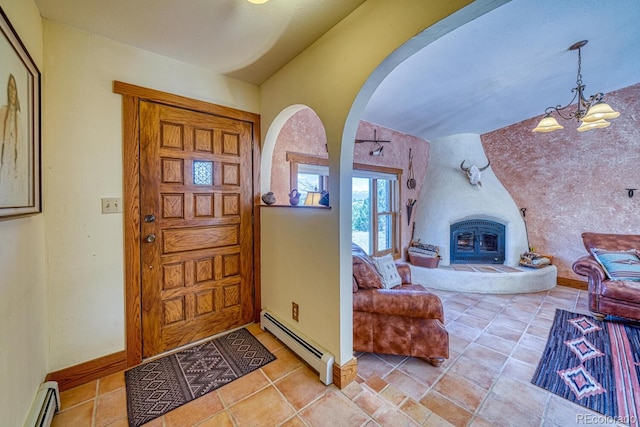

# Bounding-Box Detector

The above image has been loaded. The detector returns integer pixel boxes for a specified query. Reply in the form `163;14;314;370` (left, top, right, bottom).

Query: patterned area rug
532;309;640;426
125;328;276;427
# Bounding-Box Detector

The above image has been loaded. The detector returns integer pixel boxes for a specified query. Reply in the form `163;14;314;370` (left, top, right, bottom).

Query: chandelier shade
532;116;564;133
532;40;620;133
582;103;620;122
577;118;611;132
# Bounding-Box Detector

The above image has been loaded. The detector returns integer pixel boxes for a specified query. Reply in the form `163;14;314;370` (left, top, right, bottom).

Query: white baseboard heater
260;309;334;385
23;381;60;427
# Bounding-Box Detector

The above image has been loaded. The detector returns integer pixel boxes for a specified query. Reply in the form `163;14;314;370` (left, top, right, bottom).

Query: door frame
113;81;262;367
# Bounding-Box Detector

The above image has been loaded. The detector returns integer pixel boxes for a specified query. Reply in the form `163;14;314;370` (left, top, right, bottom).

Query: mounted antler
460;160;491;187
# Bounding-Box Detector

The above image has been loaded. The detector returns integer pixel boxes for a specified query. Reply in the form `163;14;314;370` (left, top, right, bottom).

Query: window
297;164;328;204
286;152;329;205
352;168;400;257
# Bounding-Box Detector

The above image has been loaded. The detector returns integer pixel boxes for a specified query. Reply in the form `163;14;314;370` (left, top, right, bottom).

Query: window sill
260;204;330;209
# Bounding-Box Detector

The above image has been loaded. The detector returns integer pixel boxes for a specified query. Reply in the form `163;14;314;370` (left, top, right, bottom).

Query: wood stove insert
450;219;505;264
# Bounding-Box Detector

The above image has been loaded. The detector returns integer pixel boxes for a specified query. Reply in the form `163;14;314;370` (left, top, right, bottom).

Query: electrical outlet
101;197;123;214
292;302;299;322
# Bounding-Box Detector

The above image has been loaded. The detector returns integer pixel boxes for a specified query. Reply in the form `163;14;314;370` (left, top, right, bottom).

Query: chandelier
532;40;620;133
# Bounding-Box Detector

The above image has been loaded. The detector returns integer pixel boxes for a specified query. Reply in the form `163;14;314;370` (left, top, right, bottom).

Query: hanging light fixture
247;0;270;4
532;40;620;133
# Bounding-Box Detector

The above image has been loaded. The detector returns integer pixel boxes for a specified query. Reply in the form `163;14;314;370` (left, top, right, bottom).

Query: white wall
0;1;46;424
42;20;259;371
413;133;529;265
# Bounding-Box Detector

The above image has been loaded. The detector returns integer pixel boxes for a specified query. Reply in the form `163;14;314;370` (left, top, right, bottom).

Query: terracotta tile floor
52;285;614;427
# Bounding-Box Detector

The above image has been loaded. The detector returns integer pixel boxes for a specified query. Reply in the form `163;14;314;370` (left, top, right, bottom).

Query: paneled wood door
139;100;254;358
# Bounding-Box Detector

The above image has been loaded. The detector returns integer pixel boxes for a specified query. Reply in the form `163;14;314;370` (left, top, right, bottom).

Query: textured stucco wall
354;121;429;258
269;108;328;204
482;83;640;280
269;113;429;257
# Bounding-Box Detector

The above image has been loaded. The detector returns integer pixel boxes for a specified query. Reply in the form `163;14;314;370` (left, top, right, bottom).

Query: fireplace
450;219;505;264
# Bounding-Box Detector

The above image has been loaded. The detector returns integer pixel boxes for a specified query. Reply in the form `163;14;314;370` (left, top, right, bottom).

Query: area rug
125;328;276;427
531;309;640;426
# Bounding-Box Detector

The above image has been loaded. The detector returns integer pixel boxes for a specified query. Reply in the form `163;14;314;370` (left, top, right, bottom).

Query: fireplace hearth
450;219;505;264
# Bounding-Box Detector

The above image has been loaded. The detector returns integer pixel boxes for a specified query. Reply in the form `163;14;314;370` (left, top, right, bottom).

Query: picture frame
0;7;41;219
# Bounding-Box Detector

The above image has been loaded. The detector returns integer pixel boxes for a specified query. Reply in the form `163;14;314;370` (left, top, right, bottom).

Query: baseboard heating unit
260;309;334;385
23;381;60;427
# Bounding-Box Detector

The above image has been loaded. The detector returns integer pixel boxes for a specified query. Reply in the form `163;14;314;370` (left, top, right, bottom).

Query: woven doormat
125;328;276;427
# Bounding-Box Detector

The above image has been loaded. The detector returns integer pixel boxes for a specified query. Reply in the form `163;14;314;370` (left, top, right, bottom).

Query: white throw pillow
371;254;402;289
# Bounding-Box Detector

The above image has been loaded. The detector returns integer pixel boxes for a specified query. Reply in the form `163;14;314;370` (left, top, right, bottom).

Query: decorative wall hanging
460;160;490;188
407;149;416;189
0;7;41;219
406;198;417;225
355;129;390;156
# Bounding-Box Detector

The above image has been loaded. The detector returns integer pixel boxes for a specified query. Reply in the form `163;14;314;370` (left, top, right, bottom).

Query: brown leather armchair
352;244;449;366
572;232;640;321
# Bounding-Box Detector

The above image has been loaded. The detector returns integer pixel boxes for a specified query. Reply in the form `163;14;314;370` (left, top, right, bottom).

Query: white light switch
101;197;123;214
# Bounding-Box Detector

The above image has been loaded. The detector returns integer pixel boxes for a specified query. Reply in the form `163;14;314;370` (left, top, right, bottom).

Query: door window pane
193;161;213;185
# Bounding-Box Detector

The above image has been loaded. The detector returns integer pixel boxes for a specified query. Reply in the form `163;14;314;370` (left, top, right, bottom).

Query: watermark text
576;413;637;424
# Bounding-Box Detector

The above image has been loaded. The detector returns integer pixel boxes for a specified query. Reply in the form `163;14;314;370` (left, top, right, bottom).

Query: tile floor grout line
444;289;554;425
460;295;523;424
55;286;605;427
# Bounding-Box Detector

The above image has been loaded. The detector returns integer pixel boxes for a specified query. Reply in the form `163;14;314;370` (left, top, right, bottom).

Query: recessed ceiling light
247;0;270;4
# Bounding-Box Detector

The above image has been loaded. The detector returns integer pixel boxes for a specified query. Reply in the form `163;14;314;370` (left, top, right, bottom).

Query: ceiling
34;0;640;140
363;0;640;140
34;0;366;85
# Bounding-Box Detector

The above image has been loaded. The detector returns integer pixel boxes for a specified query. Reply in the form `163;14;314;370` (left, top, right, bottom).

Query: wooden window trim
354;165;402;259
286;152;329;200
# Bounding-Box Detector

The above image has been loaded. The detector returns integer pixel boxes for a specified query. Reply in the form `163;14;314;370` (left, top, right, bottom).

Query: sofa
572;232;640;321
352;244;449;366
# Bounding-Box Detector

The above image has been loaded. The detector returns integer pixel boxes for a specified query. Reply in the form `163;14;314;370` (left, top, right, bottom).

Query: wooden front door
139;100;254;358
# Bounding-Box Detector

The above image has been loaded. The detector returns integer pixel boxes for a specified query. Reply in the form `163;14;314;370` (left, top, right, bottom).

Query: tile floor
51;285;624;427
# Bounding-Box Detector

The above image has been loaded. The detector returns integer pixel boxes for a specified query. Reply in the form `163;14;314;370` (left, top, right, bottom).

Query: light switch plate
101;197;122;214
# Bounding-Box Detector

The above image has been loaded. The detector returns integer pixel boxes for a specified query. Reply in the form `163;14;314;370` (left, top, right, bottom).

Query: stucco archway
261;105;328;204
259;0;510;377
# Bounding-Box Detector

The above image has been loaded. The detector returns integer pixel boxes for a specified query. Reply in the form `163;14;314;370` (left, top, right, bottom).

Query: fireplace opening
450;219;505;264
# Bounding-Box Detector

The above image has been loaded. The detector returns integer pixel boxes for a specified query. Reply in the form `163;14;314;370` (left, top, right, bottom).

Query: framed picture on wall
0;7;41;219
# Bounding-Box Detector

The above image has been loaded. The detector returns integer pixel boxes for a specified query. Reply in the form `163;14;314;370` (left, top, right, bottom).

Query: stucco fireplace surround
410;133;556;294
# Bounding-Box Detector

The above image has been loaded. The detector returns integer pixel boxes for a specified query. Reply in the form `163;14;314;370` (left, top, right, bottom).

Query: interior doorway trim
113;81;262;367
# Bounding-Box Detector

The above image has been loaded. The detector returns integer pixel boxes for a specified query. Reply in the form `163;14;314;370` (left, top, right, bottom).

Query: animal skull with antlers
460;160;490;188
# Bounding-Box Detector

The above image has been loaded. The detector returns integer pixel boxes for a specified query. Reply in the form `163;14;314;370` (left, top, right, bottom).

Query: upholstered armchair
352;244;449;366
572;232;640;321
